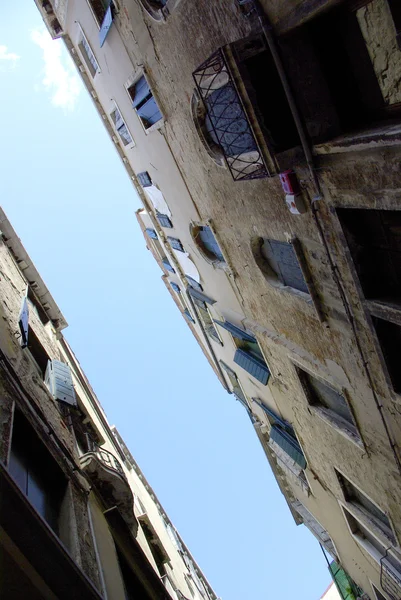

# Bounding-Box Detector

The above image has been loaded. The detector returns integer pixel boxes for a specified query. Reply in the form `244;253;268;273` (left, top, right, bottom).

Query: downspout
250;0;401;475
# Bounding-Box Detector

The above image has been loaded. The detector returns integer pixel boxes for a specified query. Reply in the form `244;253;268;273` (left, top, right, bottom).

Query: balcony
80;440;136;529
193;48;269;181
381;554;401;600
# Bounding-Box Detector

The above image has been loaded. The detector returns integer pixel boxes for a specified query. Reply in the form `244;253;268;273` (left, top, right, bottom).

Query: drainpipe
248;0;401;476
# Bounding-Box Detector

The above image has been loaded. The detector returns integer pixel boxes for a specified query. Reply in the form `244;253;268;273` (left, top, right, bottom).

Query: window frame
371;581;391;600
109;101;134;147
296;366;363;448
336;469;400;550
77;23;100;78
126;74;163;133
192;297;223;346
190;223;226;267
341;503;401;576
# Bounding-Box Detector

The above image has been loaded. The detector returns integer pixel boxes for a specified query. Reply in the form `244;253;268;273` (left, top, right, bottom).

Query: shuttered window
18;293;29;348
186;276;203;291
162;258;175;273
99;3;114;47
156;213;173;228
78;29;99;77
137;171;152;187
292;500;337;557
214;320;256;342
197;226;225;262
192;298;221;344
262;239;308;293
128;76;162;130
234;348;270;385
45;360;77;406
110;105;133;146
220;361;248;409
170;282;180;293
187;287;215;305
167;237;184;252
270;424;306;469
184;309;195;323
145;228;158;239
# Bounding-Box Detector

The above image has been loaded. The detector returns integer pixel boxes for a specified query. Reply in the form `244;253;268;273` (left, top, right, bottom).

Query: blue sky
1;3;331;598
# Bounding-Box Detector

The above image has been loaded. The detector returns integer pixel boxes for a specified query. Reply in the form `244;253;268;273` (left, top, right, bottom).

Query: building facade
0;206;217;599
33;1;401;600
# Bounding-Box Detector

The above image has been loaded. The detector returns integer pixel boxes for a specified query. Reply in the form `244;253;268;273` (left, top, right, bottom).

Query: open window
216;320;270;385
110;103;133;146
279;0;401;143
77;25;99;78
127;75;162;131
297;368;361;445
220;361;249;410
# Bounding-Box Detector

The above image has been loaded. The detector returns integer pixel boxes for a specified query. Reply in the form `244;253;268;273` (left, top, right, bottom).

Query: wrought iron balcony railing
381;553;401;600
85;437;126;479
193;49;269;181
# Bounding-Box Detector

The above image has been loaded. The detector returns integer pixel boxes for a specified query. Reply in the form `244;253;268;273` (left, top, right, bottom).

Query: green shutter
234;348;270;385
270;424;306;469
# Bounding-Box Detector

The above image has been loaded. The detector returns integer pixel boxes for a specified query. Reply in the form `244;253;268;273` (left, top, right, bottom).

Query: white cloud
0;45;20;70
31;28;80;111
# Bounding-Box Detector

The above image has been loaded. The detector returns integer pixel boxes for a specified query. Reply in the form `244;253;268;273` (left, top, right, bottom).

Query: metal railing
85;436;125;479
193;49;268;181
381;554;401;600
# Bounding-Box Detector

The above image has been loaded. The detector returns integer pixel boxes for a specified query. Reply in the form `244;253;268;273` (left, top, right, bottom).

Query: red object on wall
279;170;300;195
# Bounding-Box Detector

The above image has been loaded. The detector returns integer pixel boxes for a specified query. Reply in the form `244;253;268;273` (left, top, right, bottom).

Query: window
78;27;99;77
215;320;270;385
167;237;184;252
186;276;202;291
337;209;401;304
110;104;133;146
191;225;225;264
137;171;152;187
156;212;173;229
170;282;180;293
27;327;51;378
343;507;401;577
8;410;67;535
252;238;309;294
127;75;162;130
192;297;222;345
162;258;175;273
292;500;337;557
337;471;396;546
27;287;49;325
138;514;169;575
297;369;360;442
183;308;195;323
371;583;388;600
337;208;401;394
279;0;401;143
268;421;309;494
145;228;158;240
220;361;249;410
372;316;401;394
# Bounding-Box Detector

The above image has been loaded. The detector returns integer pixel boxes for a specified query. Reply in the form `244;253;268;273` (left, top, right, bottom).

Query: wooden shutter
199;226;225;262
45;360;77;406
18;294;29;348
187;287;215;305
265;240;309;293
167;237;184;252
183;309;195;323
137;171;152;187
234;348;270;385
270;424;306;469
156;213;173;228
162;258;175;273
99;4;114;47
214;320;256;342
132;76;151;109
137;97;162;128
292;501;336;556
145;228;158;239
186;276;202;291
170;282;180;293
